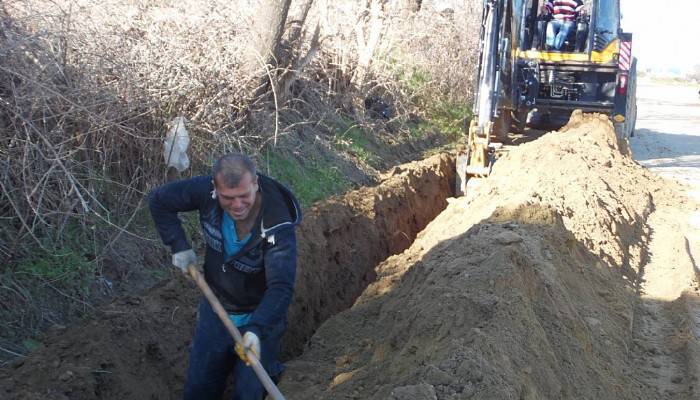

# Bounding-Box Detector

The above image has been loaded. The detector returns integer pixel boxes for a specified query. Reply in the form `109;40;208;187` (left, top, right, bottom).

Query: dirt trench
287;154;456;357
279;113;700;399
0;154;455;400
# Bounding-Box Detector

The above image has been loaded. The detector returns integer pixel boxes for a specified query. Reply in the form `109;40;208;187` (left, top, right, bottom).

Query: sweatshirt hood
257;173;301;238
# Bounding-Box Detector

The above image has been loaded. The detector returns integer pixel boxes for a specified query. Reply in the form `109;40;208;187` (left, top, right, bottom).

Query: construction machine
456;0;637;195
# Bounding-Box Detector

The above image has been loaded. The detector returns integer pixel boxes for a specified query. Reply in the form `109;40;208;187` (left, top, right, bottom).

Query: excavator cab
527;3;590;52
456;0;636;196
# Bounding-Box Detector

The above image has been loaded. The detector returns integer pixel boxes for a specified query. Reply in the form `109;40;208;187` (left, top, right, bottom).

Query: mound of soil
288;154;455;357
0;154;454;400
278;114;687;399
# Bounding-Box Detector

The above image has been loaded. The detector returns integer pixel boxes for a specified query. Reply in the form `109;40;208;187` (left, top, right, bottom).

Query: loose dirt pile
0;155;454;400
279;113;697;399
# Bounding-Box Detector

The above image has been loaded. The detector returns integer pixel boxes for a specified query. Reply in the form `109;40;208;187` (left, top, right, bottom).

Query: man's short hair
212;153;257;188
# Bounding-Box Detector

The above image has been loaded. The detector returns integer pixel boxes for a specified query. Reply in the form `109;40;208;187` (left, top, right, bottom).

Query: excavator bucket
455;120;496;197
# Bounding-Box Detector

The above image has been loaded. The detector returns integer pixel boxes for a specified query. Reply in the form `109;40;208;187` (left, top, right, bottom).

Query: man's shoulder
158;175;212;188
153;175;215;205
186;175;214;186
175;175;215;195
258;174;302;233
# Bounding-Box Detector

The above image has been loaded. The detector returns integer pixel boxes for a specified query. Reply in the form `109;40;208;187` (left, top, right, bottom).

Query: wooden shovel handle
187;265;286;400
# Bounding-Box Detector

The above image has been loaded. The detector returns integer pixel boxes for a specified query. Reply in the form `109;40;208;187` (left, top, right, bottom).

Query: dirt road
628;83;700;399
630;83;700;201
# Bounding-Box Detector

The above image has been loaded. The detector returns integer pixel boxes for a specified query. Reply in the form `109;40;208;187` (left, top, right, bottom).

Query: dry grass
0;0;480;353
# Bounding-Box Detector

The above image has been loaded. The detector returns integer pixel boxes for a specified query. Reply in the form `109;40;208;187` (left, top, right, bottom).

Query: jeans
546;19;574;50
183;299;286;400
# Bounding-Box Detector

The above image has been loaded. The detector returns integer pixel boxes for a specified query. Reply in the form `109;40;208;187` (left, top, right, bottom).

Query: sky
620;0;700;72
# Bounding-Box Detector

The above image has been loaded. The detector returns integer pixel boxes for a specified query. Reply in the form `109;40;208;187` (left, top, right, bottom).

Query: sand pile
279;114;682;399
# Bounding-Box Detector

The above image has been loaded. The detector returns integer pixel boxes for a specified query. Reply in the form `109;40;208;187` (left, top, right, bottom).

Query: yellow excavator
457;0;636;195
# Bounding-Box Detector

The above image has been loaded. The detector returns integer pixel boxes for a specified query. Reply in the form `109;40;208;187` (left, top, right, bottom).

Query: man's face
214;172;258;221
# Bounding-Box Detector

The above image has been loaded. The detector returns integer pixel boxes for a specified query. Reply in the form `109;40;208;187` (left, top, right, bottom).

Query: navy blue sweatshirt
148;174;301;338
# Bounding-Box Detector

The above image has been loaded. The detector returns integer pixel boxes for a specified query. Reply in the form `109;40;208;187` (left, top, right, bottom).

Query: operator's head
212;153;259;220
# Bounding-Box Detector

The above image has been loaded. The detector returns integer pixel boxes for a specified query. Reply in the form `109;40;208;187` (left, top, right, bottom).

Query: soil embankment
0;155;454;400
279;113;700;399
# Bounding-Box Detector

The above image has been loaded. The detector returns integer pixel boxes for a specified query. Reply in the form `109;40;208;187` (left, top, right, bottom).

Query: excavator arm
456;0;506;196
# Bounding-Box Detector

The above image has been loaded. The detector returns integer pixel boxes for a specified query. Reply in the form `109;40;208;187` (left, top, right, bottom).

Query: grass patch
334;123;380;167
1;224;98;353
15;249;94;291
407;101;471;142
395;67;472;142
406;69;431;92
262;151;350;207
13;224;97;298
427;101;471;139
393;66;431;93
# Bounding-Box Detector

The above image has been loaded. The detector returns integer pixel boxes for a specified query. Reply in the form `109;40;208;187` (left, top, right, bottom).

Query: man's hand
236;331;260;365
172;249;197;273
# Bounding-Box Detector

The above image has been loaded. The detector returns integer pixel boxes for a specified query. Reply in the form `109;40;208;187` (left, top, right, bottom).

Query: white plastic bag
163;116;190;172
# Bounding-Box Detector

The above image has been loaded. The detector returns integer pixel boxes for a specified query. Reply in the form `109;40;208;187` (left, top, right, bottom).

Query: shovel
187;264;286;400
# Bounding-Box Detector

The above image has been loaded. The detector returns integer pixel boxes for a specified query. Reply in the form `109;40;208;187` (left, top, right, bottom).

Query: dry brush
0;0;481;356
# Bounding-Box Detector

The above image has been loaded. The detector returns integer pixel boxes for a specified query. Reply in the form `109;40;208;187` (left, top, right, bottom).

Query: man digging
149;153;302;399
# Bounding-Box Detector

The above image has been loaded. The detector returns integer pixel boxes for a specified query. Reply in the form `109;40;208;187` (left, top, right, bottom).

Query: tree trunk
277;0;318;102
245;0;293;81
287;0;315;46
352;0;386;88
278;23;322;102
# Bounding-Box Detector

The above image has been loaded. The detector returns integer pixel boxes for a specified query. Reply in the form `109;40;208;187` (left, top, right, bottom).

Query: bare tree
242;0;292;145
287;0;315;45
245;0;293;92
277;0;321;102
352;0;387;88
247;0;323;104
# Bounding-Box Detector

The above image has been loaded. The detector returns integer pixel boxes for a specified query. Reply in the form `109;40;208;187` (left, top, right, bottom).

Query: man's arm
148;176;211;253
247;226;297;337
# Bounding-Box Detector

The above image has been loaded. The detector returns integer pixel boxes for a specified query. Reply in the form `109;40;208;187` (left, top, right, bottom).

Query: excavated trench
285;154;456;357
0;153;457;399
3;115;700;400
